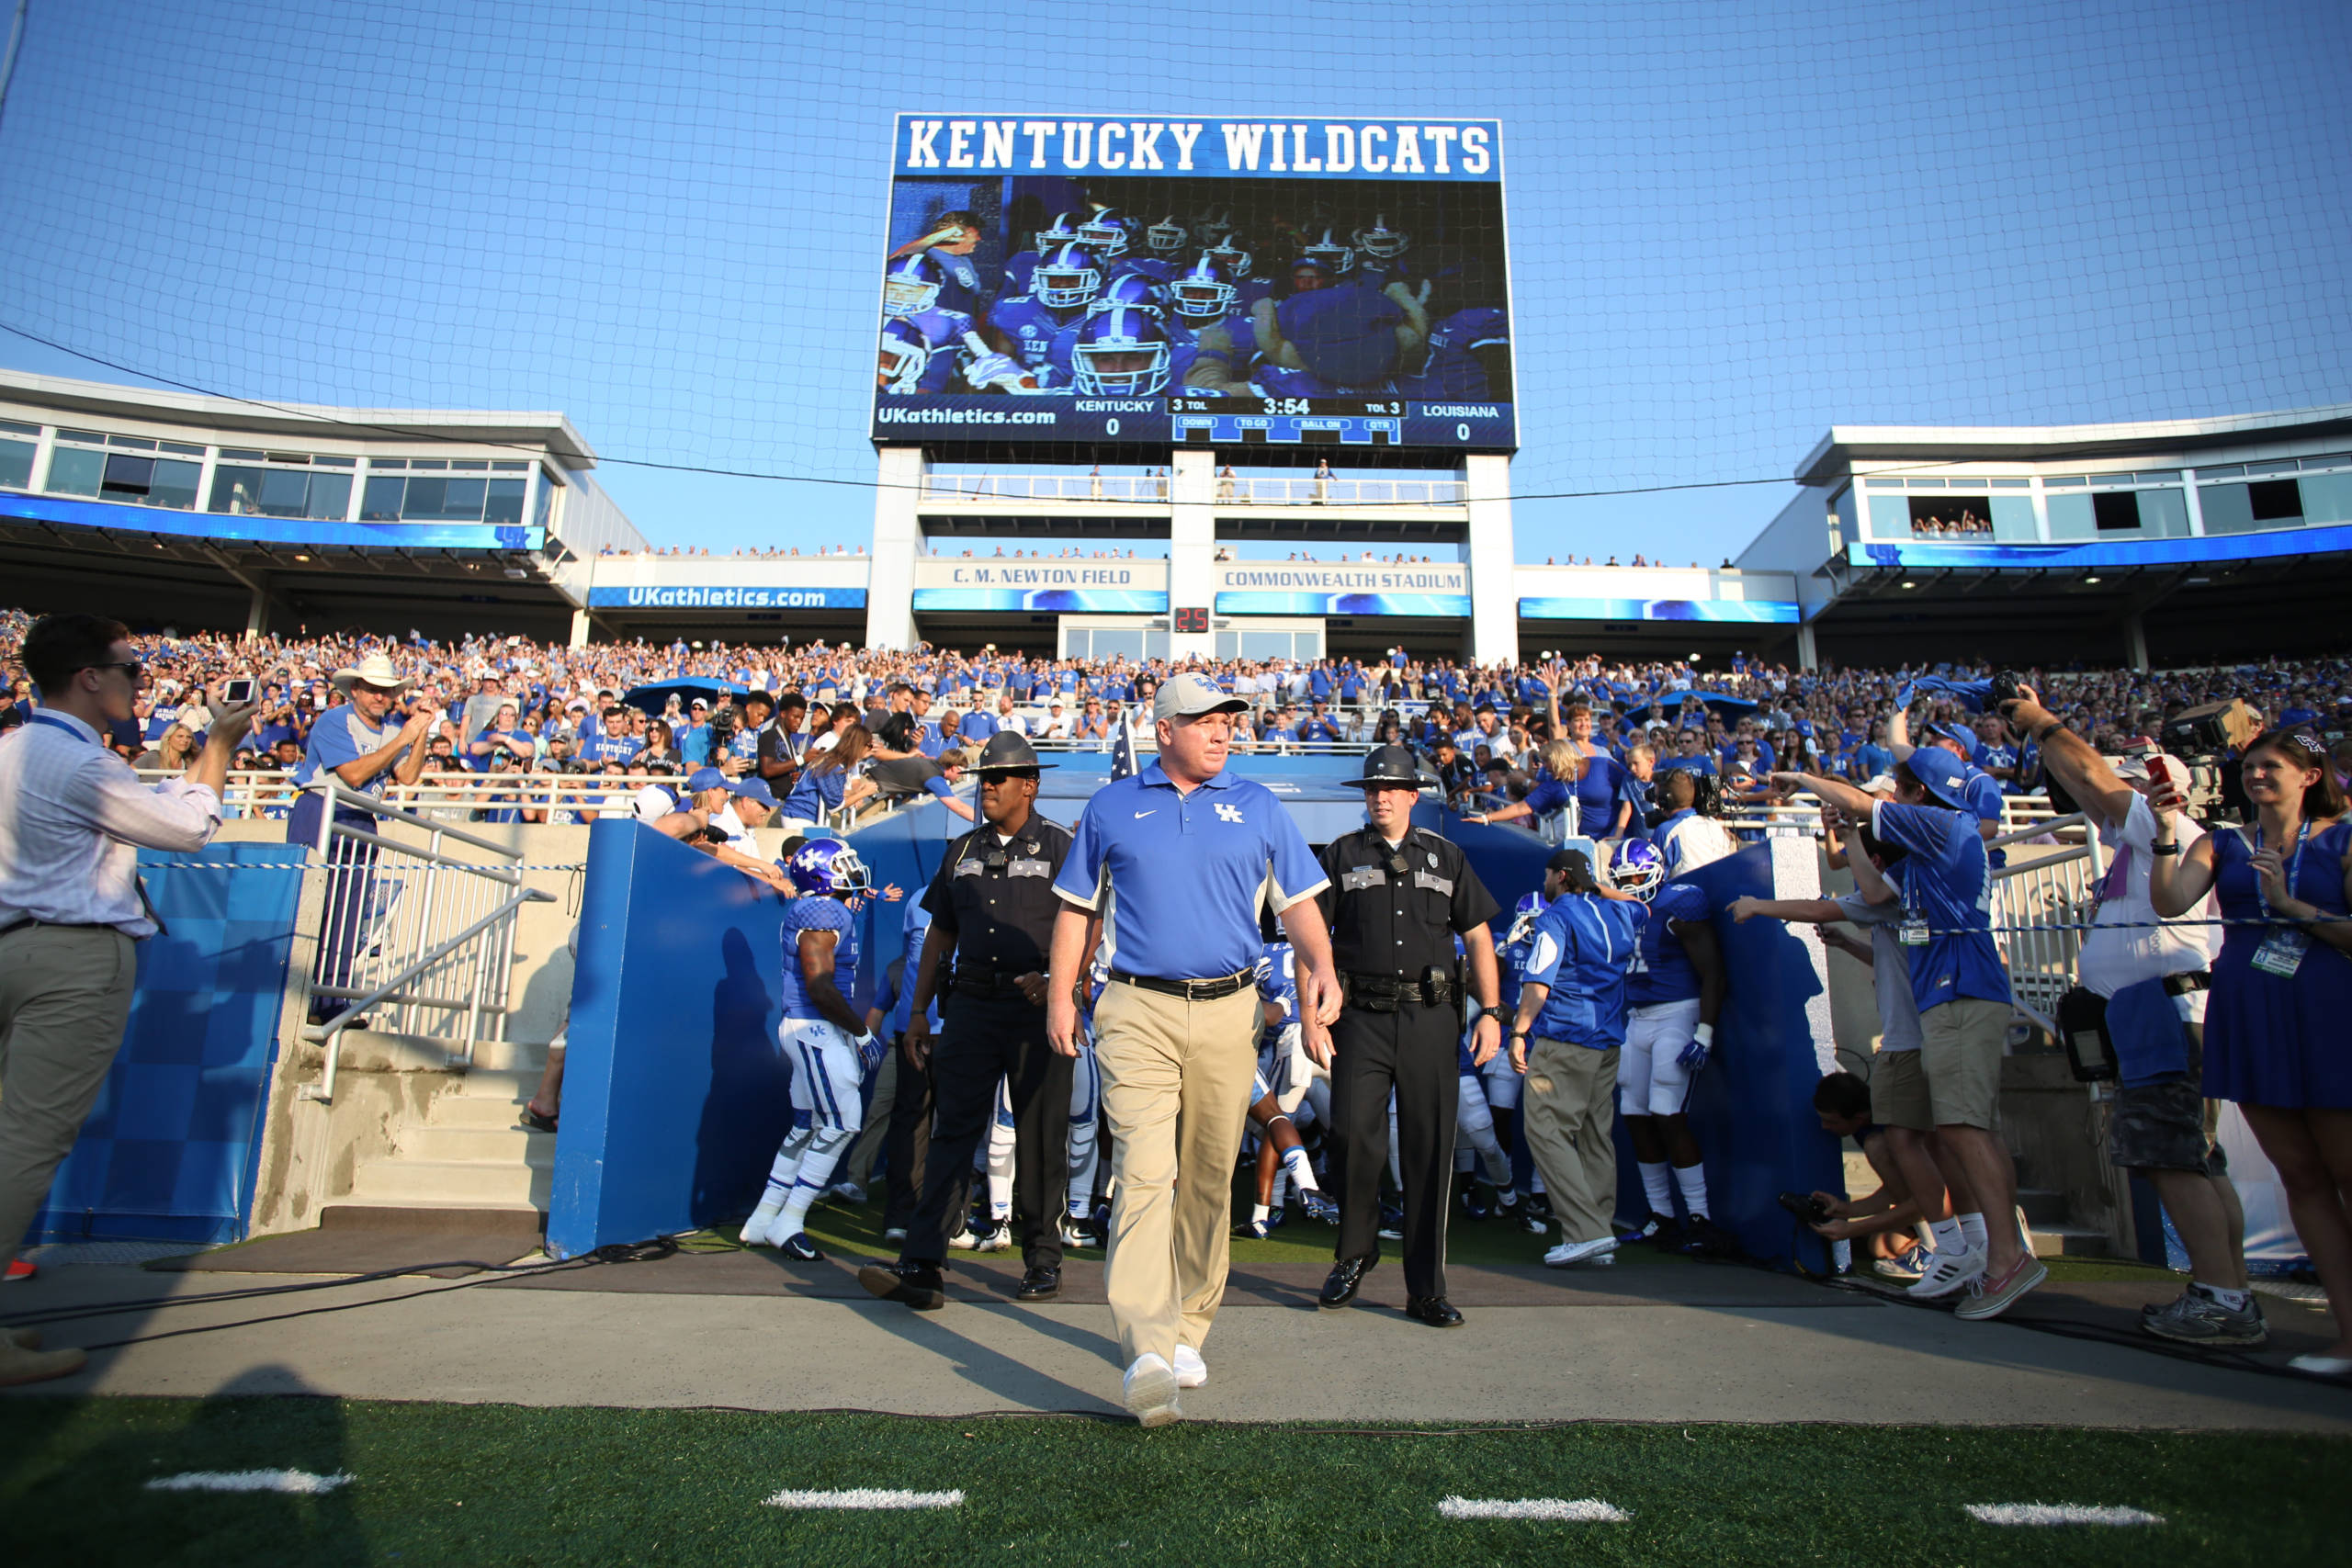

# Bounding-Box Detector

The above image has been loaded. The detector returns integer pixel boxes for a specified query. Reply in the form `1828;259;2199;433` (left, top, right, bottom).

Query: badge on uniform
955;859;985;877
2251;929;2308;979
1341;865;1386;891
1414;872;1454;894
1009;858;1051;878
1897;919;1930;946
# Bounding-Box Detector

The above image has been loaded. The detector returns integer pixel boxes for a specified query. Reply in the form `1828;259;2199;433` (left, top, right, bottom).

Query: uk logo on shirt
1215;803;1245;824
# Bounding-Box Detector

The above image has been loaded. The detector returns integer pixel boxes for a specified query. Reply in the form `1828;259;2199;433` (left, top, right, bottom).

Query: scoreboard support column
1463;454;1519;666
1168;446;1218;661
866;446;924;650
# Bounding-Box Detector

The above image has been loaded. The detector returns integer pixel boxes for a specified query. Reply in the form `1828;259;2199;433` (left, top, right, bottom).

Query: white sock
2193;1281;2252;1312
1270;1169;1290;1211
1957;1212;1988;1253
1250;1203;1270;1223
1282;1145;1320;1193
1672;1162;1710;1221
1929;1218;1963;1253
760;1146;802;1205
1639;1161;1674;1216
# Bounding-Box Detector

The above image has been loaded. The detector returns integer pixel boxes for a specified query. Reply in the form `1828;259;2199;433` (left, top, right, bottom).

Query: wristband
1691;1021;1714;1048
2150;841;2180;856
1480;1006;1510;1022
2030;719;2065;746
1509;1029;1529;1041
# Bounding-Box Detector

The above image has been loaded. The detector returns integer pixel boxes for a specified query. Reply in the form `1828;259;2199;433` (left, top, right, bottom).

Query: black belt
946;964;1041;999
2164;971;2211;997
0;918;129;941
1341;971;1457;1011
1108;967;1255;1001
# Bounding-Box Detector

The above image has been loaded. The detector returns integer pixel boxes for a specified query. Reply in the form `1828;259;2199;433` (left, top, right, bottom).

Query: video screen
873;117;1514;450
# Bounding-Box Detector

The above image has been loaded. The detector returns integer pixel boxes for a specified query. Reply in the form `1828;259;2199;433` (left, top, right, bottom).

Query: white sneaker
1906;1247;1986;1299
1543;1235;1618;1268
740;1200;784;1246
974;1221;1013;1253
1122;1353;1182;1427
825;1180;867;1205
1172;1344;1207;1389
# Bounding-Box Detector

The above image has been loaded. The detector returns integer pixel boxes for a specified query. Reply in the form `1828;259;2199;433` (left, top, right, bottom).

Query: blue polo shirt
293;704;399;798
1522;892;1645;1048
1055;760;1329;981
1869;799;2007;1013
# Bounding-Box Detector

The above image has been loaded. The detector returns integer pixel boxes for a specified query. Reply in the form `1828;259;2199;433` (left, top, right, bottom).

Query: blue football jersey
1255;941;1300;1028
778;896;861;1021
1627;882;1709;1008
989;295;1084;370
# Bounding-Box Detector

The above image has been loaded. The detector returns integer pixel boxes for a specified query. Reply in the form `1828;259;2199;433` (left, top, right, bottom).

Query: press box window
361;472;527;523
43;434;109;497
0;436;34;491
212;465;353;520
100;454;201;509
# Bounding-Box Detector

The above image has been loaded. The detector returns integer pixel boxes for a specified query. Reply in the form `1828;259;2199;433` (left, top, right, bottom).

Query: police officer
1317;744;1504;1326
858;731;1074;1309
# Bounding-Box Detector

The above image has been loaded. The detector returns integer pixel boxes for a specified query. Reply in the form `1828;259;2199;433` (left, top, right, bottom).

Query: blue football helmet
881;253;944;318
1033;243;1102;310
1204;236;1251;281
1145;214;1190;255
1033;210;1081;254
1304;228;1355;275
1352;212;1410;259
1089;272;1168;319
1071;307;1171;397
1505;890;1545;949
784;838;872;898
877;319;932;393
1170;255;1236;320
1611;840;1666;901
1076;209;1131;260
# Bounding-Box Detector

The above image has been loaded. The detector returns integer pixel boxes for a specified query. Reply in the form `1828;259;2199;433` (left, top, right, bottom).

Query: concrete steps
348;1154;552;1208
337;1039;556;1216
2029;1224;2110;1258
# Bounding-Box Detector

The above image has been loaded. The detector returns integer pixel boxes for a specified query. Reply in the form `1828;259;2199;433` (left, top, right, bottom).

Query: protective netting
1;0;2348;547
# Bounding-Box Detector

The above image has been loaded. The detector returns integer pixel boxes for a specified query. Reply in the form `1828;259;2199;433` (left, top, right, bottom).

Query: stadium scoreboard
1172;396;1403;446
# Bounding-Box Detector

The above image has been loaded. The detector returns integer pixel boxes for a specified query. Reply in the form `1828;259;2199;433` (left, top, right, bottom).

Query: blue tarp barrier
28;842;306;1247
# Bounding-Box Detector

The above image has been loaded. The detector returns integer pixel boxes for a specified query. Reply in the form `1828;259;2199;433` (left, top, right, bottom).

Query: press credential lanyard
2248;821;2310;980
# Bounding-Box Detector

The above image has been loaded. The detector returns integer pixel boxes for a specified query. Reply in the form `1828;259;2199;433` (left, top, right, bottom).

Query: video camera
1776;1190;1833;1224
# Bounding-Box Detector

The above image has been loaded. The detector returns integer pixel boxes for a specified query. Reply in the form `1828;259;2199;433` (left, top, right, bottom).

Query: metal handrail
916;474;1469;507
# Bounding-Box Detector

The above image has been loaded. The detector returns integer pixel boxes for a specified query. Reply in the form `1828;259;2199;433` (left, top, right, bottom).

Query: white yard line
1965;1504;2165;1527
145;1471;355;1495
1438;1495;1631;1522
762;1487;965;1510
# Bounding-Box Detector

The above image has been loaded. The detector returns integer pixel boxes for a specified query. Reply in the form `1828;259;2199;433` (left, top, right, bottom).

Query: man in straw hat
289;650;438;1026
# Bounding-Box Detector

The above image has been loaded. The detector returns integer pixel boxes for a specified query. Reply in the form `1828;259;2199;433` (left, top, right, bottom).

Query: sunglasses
85;660;144;682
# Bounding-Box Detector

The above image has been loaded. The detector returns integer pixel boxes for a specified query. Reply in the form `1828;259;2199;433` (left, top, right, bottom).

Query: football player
1609;840;1732;1254
1075;207;1135;263
1066;306;1193;397
998;210;1083;304
987;242;1104;381
1204;232;1276;310
877;317;955;396
1142;213;1191;262
886;209;989;316
1250;255;1430;397
741;840;886;1260
1240;940;1336;1236
1479;892;1547;1229
1453;934;1515;1219
1351;213;1413;290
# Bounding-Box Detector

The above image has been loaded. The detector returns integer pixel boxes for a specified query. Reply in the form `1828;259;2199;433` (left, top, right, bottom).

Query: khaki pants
1092;979;1259;1367
840;1048;897;1190
1522;1038;1619;1247
0;927;137;1272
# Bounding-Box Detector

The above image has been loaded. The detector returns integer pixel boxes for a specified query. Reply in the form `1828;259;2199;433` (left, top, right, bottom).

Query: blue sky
2;0;2346;563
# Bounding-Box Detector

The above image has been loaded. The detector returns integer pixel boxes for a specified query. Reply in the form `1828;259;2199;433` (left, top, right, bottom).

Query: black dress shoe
856;1261;946;1311
1319;1254;1376;1309
1405;1294;1464;1327
1015;1264;1062;1302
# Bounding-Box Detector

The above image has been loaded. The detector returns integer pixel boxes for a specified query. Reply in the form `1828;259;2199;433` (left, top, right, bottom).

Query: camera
1776;1190;1832;1224
221;677;257;705
1987;669;2027;712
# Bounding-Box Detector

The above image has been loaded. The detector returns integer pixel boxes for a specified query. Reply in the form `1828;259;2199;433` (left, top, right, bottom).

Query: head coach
1043;674;1340;1427
860;731;1076;1311
0;613;256;1386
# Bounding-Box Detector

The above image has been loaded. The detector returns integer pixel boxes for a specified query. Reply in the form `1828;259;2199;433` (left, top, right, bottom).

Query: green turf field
4;1400;2343;1567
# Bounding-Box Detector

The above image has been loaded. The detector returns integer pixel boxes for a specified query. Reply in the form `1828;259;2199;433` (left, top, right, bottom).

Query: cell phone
221;677;257;705
2144;754;2173;787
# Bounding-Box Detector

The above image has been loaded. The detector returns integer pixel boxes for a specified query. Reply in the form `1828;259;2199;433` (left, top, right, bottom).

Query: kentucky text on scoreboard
875;114;1516;451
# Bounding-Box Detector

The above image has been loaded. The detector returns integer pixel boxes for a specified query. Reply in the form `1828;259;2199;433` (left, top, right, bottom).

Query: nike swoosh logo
1134;810;1156;818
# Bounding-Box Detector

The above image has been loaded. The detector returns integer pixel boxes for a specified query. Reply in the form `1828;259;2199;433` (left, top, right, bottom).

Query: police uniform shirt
1318;826;1500;980
921;816;1073;974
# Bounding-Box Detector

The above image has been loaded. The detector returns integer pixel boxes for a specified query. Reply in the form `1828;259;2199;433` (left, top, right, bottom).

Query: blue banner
586;585;867;610
1216;591;1473;617
895;117;1502;181
0;491;540;551
910;587;1169;613
1848;525;2352;571
1517;596;1800;624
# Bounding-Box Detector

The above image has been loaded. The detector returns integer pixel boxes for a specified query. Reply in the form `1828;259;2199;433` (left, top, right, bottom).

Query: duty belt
1341;971;1457;1011
947;964;1040;1000
1107;967;1254;1002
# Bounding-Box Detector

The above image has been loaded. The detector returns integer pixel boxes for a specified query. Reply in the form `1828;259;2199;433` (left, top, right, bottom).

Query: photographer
1;614;256;1382
1807;1072;1930;1277
1648;769;1737;876
2000;684;2259;1346
2147;727;2352;1376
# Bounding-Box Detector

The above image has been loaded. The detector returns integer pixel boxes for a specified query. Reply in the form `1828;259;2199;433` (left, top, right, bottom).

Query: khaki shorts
1869;1048;1933;1132
1918;996;2009;1130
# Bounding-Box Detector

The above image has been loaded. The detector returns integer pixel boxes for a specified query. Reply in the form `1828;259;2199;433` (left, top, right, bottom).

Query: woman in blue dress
2150;728;2352;1375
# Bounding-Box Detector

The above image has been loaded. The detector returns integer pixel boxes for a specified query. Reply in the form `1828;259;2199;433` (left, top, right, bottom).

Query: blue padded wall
28;842;306;1246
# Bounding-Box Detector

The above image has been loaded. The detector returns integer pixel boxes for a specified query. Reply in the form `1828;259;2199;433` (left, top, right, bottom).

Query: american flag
1109;716;1138;781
